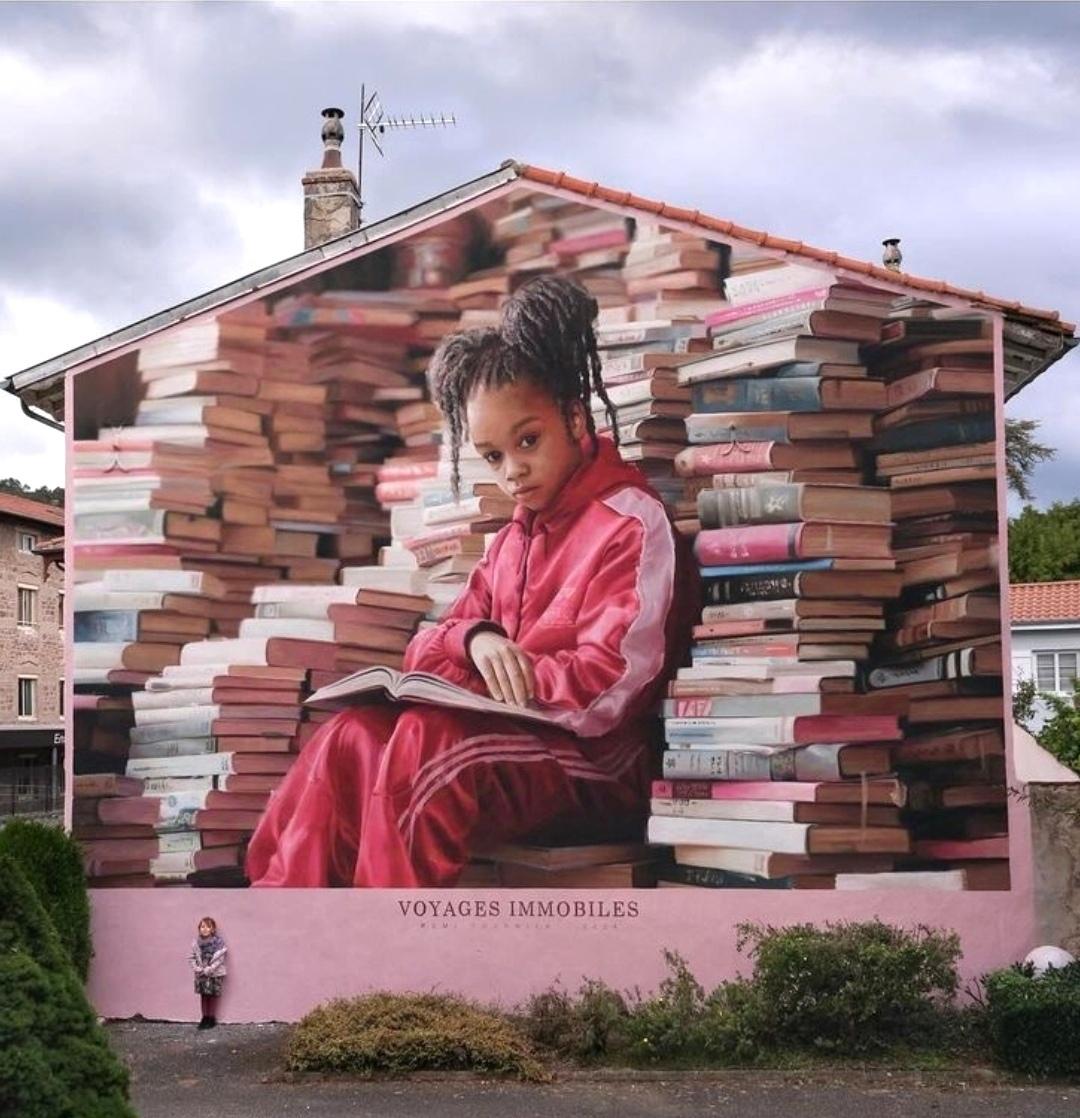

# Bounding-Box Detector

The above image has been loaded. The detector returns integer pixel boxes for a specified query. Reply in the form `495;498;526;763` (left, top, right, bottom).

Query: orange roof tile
516;163;1075;333
1011;581;1080;623
0;493;65;528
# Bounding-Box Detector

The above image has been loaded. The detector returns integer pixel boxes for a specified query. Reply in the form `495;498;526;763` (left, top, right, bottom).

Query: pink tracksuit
245;435;699;887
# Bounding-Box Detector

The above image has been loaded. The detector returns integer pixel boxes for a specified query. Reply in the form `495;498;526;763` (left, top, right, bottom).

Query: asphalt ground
107;1021;1080;1118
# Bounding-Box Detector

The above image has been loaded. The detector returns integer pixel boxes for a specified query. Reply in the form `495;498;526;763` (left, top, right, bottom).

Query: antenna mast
357;84;456;210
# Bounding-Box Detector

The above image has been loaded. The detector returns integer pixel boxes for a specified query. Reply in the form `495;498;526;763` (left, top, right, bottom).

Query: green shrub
985;962;1080;1076
519;978;629;1060
286;992;547;1081
0;819;92;980
737;920;962;1054
620;950;713;1062
0;854;134;1118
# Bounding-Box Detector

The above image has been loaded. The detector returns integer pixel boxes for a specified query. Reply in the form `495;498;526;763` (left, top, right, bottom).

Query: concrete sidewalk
108;1021;1080;1118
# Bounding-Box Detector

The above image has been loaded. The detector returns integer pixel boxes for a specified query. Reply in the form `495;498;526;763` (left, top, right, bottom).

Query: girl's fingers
516;648;536;701
476;657;504;702
500;649;529;706
487;655;514;704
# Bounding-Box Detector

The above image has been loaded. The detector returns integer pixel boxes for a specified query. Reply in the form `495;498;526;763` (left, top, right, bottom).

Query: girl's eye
519;434;538;449
484;451;502;465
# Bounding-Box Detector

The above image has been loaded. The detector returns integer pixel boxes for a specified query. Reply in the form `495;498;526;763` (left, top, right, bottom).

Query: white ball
1024;945;1076;976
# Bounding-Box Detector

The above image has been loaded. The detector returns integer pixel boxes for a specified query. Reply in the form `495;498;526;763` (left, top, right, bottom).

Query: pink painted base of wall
86;733;1036;1023
89;886;1031;1023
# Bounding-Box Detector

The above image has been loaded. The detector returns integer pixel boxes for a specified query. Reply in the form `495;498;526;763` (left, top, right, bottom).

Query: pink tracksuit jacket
245;435;699;887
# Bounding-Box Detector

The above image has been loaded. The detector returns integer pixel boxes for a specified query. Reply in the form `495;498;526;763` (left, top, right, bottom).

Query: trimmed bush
520;978;630;1060
0;819;92;980
0;854;134;1118
286;992;547;1081
985;962;1080;1076
737;920;962;1053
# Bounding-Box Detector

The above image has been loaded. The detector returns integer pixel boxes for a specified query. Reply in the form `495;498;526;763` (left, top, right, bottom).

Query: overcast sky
1;1;1077;506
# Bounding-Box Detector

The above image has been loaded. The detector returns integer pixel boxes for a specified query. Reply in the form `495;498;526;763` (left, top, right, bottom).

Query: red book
694;522;892;565
675;442;858;477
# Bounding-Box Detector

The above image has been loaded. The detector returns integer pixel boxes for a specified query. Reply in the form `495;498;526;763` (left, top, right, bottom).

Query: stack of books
860;310;1007;887
647;272;920;886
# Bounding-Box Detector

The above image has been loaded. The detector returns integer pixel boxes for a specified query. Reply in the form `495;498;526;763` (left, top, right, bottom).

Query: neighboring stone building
0;492;65;818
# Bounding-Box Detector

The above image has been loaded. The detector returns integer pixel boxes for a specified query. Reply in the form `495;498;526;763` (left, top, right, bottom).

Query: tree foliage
1008;500;1080;583
1004;417;1054;503
0;477;64;508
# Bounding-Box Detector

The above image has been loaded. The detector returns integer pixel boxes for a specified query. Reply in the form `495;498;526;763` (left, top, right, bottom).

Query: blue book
699;559;836;578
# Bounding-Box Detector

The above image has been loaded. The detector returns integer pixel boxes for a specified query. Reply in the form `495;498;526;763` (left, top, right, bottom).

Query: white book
649;814;812;854
238;617;334;641
148;664;232;690
251;585;359;605
73;668;112;685
126;753;242;779
340;567;430;594
132;688;215;710
128;738;219;759
130;715;216;744
102;570;219;595
677;660;857;680
134;704;220;727
254;601;333;620
652;798;804;823
74;590;170;612
179;638;271;666
141;775;216;795
73;642;130;669
834;871;966;891
661;694;824;719
665;716;805;746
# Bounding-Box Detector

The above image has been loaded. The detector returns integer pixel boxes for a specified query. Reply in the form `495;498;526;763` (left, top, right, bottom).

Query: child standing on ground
245;275;699;888
190;916;227;1029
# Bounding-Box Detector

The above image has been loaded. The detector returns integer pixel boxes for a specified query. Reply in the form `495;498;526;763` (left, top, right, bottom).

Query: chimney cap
320;107;346;169
881;237;903;271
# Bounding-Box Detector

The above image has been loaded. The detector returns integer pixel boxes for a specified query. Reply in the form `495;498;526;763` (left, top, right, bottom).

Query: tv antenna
357;84;456;205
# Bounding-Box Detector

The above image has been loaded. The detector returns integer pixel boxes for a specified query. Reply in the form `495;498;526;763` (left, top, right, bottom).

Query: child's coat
246;436;699;887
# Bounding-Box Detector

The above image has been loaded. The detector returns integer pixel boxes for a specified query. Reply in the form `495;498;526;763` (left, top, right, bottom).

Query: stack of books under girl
645;264;1009;891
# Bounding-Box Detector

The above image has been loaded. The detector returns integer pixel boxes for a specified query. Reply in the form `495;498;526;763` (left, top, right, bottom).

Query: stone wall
0;513;64;728
1028;783;1080;954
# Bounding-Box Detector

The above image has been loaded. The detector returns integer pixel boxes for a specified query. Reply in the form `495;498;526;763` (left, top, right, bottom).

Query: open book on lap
305;665;561;726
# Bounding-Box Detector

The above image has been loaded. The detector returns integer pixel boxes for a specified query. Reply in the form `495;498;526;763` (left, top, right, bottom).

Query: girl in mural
190;916;227;1029
245;275;699;887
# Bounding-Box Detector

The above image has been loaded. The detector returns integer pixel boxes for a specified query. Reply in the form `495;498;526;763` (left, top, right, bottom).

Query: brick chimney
302;107;361;249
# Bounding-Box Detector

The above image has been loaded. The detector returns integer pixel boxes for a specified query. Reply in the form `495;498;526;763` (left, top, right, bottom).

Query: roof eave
2;160;524;401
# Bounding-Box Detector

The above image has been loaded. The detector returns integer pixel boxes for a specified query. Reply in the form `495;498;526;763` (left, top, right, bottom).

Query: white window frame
17;676;38;720
17;530;37;554
16;584;37;627
1034;650;1078;694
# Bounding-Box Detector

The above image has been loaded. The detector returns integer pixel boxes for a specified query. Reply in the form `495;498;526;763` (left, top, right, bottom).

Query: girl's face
199;920;215;938
467;380;586;513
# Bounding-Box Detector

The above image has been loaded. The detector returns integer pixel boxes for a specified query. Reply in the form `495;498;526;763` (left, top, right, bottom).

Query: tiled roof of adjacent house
0;492;65;529
517;163;1076;333
1011;581;1080;623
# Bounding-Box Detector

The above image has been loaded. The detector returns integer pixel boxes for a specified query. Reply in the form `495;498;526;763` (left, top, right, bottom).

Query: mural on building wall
70;189;1011;890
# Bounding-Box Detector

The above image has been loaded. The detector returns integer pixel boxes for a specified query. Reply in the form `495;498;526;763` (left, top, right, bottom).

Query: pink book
374;479;425;503
375;461;440;482
704;287;832;328
550;228;629;256
695;523;802;565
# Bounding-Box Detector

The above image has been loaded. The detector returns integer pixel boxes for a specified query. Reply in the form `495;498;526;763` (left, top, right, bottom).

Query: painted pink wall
86;723;1034;1023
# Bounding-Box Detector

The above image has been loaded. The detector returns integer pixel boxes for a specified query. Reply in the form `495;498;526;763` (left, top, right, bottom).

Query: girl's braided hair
428;275;620;499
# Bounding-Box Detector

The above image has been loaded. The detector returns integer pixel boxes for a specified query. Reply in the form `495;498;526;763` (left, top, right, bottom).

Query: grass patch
285;992;548;1081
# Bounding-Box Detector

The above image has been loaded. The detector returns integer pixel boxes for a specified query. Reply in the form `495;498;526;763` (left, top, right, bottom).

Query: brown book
885;366;995;408
906;696;1005;723
890;484;997;520
334;623;413;652
889;465;997;489
212;718;301;738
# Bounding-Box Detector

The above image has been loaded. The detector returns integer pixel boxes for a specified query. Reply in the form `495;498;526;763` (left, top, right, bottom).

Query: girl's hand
467;631;535;706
